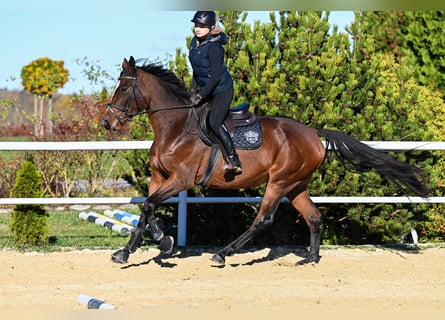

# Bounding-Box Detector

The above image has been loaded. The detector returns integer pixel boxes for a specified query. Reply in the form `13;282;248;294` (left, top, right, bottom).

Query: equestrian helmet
191;11;216;27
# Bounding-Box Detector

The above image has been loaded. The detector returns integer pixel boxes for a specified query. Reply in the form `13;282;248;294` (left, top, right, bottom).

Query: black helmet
191;11;216;27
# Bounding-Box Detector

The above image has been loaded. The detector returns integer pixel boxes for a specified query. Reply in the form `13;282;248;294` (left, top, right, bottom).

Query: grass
0;136;31;160
0;209;142;251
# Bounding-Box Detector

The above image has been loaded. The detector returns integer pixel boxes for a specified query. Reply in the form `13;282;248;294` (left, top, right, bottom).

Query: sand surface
1;246;444;318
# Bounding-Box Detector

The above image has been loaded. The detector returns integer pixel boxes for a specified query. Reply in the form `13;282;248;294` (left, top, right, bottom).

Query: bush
9;160;49;246
165;11;444;245
0;157;21;198
419;209;445;242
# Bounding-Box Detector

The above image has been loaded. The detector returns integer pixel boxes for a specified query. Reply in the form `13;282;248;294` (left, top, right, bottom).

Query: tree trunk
33;95;39;136
47;96;53;135
38;97;45;137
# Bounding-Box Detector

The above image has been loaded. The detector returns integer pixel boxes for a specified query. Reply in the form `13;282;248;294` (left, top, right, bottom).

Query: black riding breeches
208;87;235;156
208;87;233;132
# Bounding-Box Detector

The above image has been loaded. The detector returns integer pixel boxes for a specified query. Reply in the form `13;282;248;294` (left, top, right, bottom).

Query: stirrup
223;163;242;174
232;165;242;174
225;155;242;174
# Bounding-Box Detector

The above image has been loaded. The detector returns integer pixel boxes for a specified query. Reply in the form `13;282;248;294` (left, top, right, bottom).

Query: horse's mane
138;64;190;103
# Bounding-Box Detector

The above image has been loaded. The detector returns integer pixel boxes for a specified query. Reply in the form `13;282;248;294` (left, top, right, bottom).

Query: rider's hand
190;93;203;106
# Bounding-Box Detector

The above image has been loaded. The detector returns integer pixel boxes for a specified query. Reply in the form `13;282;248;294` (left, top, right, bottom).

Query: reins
146;103;195;115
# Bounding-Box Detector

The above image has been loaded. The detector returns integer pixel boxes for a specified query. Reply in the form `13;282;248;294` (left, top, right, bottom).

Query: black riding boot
217;127;242;174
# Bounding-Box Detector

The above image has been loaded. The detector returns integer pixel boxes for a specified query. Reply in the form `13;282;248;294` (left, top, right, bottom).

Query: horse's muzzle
101;119;112;131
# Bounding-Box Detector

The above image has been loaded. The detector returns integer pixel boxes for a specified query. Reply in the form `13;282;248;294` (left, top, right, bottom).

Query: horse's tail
316;128;431;197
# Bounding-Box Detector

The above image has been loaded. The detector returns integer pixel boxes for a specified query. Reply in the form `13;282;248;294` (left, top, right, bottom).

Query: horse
101;56;430;265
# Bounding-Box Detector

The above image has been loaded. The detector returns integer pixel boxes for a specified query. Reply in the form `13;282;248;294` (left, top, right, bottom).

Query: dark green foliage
185;187;311;246
9;160;49;246
361;11;445;98
123;114;153;196
124;11;445;245
221;11;442;244
186;188;256;245
358;11;445;242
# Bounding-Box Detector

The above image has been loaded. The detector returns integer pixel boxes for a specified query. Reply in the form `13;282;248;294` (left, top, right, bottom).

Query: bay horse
102;56;430;265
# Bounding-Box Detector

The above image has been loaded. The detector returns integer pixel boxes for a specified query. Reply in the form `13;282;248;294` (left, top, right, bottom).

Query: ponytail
210;17;224;35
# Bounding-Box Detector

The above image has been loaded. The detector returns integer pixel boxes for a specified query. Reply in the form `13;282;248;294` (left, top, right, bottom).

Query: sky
0;1;354;94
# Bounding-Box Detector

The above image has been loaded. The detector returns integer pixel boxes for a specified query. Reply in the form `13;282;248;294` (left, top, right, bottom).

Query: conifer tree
360;11;445;98
10;160;49;246
158;11;445;243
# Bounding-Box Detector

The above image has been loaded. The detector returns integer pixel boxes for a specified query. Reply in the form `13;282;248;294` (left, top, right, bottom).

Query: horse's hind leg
211;190;281;265
290;190;323;264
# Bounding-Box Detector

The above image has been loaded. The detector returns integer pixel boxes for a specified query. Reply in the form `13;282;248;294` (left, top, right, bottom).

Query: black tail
317;129;430;197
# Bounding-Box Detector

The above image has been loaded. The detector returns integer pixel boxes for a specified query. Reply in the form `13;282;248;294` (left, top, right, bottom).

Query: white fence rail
1;141;444;246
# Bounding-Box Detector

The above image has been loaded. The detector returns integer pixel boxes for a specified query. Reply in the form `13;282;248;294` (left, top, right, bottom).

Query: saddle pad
198;118;262;150
232;119;262;150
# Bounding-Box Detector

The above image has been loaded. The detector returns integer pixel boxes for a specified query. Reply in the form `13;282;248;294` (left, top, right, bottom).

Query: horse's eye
120;86;129;92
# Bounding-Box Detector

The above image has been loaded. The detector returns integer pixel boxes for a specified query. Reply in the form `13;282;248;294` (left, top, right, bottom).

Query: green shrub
419;209;445;242
166;11;444;245
9;160;49;246
0;157;21;198
120;11;445;245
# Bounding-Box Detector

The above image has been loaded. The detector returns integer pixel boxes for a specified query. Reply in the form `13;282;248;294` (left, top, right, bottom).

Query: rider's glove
190;93;203;106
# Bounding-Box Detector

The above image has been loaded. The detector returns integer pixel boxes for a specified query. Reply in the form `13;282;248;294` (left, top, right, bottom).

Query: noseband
106;74;195;125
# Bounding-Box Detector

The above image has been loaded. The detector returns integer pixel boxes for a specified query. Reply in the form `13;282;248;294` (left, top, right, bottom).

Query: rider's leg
216;126;242;172
208;88;242;173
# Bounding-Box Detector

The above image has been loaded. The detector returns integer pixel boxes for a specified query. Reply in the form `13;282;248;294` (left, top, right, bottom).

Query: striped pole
103;209;141;227
77;294;117;309
78;211;133;234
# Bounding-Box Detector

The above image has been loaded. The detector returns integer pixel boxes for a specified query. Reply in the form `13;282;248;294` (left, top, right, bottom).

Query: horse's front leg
111;199;173;264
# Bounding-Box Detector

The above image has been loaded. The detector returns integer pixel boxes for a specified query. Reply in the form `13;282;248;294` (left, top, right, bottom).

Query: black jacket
188;32;233;98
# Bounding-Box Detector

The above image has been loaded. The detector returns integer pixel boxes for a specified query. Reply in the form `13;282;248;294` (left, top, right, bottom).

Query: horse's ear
122;57;136;74
129;56;136;68
122;58;129;70
128;56;136;72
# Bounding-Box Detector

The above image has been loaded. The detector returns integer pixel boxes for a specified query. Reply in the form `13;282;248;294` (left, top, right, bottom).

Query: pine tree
149;11;445;243
359;11;445;242
361;11;445;98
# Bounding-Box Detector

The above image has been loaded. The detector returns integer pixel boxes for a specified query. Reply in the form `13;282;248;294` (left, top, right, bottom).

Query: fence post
177;190;188;247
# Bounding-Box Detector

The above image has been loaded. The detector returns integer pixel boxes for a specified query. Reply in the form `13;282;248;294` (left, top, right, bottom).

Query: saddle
198;102;262;150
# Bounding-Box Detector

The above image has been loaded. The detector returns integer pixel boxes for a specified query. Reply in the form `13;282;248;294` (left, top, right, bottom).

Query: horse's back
260;115;324;150
200;115;326;189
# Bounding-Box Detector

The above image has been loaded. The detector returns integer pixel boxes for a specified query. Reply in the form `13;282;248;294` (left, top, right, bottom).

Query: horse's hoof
296;255;320;266
111;249;129;264
158;235;174;254
210;253;225;265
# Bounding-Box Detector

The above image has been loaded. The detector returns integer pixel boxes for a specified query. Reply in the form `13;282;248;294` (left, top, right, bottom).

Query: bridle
106;76;150;125
106;73;195;125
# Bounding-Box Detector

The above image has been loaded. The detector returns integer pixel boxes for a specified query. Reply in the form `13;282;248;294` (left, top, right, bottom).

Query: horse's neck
150;106;190;141
143;74;192;143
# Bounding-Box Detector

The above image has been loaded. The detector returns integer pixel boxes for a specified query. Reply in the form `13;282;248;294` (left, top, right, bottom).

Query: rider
188;11;242;174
